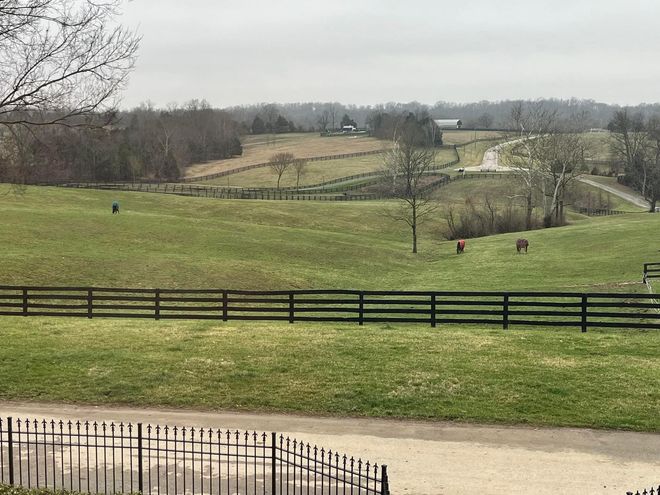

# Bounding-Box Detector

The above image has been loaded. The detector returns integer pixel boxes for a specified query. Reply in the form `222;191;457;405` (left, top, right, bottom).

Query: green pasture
0;318;657;430
0;185;655;292
441;130;503;145
582;132;614;161
1;185;659;431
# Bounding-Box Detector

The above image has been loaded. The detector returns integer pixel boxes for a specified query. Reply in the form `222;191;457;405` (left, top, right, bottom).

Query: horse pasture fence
643;263;660;283
1;286;660;331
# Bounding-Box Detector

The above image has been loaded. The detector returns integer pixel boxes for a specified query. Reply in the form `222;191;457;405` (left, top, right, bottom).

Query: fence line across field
1;286;660;331
0;416;389;495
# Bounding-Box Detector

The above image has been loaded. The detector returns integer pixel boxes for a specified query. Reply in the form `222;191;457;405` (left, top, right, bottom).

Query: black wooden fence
643;263;660;283
1;286;659;331
0;416;389;495
576;207;627;216
55;182;379;201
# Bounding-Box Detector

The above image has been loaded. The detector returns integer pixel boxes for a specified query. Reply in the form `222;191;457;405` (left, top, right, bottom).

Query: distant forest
227;99;660;132
3;98;659;184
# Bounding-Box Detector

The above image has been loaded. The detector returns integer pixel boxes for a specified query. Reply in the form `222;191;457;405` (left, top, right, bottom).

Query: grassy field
441;130;503;145
185;133;389;178
1;186;659;431
199;148;457;188
582;132;614;161
0;318;658;430
0;185;655;291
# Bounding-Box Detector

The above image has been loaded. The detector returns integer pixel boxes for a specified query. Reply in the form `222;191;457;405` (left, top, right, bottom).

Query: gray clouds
120;0;660;107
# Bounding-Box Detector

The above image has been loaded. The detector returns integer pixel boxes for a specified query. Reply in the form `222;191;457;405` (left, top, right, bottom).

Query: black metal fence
1;286;660;331
0;417;389;495
627;486;659;495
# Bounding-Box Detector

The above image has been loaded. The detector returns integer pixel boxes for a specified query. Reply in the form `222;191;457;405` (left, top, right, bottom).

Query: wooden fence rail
1;286;659;331
643;263;660;283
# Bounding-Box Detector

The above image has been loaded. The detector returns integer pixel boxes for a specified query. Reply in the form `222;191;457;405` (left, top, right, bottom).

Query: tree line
226;100;660;133
0;101;242;183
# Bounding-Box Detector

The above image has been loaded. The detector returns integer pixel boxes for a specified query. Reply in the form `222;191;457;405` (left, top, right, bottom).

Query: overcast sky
119;0;660;109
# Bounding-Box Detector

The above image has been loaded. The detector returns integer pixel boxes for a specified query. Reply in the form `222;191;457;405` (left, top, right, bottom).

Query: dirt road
1;402;657;495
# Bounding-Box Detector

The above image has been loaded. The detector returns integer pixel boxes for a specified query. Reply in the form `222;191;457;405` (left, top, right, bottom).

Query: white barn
433;119;463;129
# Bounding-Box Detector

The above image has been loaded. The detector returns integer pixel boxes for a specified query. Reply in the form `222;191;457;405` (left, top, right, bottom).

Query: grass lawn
0;317;658;431
184;133;389;178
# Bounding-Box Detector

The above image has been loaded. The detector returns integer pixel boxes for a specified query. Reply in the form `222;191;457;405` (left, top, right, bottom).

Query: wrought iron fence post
503;293;509;330
581;295;588;333
7;417;14;485
381;464;390;495
271;432;276;495
137;423;143;493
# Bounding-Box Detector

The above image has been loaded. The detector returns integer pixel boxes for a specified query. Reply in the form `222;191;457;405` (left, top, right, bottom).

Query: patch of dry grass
185;133;390;178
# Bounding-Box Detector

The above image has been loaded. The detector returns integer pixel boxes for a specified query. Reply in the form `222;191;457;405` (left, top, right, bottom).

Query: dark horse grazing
456;239;465;254
516;238;529;253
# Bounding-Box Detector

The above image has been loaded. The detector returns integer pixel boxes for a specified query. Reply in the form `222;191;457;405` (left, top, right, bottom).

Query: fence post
87;289;93;319
581;295;588;333
430;294;436;328
381;464;390;495
358;292;364;326
155;289;160;320
221;290;228;321
22;288;28;316
503;293;509;330
271;432;276;495
137;423;144;493
7;417;14;485
289;293;295;324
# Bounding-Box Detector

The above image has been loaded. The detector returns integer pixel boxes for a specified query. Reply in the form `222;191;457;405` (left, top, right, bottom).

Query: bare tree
610;111;660;211
268;152;294;189
501;102;554;229
0;0;140;128
534;131;589;225
381;123;437;253
501;103;588;227
317;110;330;132
292;158;307;191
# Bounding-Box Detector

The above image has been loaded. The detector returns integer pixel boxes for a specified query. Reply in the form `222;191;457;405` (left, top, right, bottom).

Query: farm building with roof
433;119;463;129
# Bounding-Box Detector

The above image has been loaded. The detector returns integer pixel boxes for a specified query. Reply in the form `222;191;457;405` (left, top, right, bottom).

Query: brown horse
516;238;529;253
456;239;465;254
